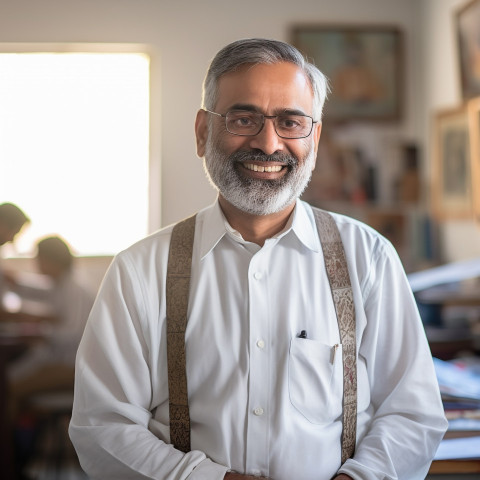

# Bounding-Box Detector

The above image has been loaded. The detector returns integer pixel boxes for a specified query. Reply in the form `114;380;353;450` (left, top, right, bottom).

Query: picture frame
432;106;473;220
468;96;480;223
455;0;480;100
291;25;402;122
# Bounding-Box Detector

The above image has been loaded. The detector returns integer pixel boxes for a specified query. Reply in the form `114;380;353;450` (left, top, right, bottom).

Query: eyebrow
227;103;310;117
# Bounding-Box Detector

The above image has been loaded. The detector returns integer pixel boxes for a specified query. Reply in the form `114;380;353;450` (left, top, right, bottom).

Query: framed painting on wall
291;25;403;122
468;96;480;223
456;0;480;100
432;106;473;220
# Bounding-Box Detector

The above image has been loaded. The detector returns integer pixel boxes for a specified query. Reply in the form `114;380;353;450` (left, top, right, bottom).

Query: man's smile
242;162;284;173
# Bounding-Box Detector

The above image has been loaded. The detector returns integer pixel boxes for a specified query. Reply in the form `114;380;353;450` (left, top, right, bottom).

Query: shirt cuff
188;457;230;480
337;459;384;480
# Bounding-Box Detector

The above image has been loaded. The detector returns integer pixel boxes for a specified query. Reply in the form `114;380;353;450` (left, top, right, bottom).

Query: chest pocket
288;337;343;424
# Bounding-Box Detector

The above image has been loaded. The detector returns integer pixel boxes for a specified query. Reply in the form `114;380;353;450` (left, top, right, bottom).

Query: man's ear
311;121;322;170
195;109;208;158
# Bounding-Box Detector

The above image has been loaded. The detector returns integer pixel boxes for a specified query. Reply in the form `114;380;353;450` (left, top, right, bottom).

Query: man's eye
278;116;302;129
236;116;254;126
228;113;258;129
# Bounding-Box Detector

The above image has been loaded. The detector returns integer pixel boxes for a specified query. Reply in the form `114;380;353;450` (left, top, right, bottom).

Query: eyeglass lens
225;110;313;138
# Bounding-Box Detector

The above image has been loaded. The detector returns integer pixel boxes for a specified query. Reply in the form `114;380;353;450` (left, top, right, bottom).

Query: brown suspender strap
312;207;357;463
166;208;357;462
166;214;197;453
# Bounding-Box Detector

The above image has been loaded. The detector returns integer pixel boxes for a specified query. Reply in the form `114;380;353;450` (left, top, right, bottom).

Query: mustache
229;150;298;167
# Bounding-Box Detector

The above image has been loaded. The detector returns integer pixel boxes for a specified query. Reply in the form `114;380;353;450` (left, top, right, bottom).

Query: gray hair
201;38;329;120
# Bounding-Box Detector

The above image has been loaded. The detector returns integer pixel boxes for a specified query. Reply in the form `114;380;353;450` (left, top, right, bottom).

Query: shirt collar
198;200;229;259
290;199;321;253
198;198;321;259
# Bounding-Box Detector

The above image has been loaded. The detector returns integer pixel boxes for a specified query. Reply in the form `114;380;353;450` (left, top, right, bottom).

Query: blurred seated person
0;202;30;313
7;235;96;413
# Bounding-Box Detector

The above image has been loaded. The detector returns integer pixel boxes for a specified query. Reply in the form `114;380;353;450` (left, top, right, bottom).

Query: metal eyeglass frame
204;109;317;139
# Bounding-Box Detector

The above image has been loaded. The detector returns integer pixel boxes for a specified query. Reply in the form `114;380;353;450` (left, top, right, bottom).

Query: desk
0;316;48;480
428;431;480;477
429;459;480;474
417;288;480;308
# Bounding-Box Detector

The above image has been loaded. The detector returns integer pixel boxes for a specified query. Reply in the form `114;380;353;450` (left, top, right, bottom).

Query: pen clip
331;344;339;364
298;330;307;339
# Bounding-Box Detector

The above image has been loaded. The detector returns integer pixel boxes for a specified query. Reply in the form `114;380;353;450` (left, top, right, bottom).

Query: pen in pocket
331;344;339;363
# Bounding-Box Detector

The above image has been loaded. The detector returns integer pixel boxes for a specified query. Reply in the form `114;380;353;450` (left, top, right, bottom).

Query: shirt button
253;271;263;280
256;339;265;349
253;407;264;416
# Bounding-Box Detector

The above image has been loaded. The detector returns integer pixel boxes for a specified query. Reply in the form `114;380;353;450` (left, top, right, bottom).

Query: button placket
246;254;270;474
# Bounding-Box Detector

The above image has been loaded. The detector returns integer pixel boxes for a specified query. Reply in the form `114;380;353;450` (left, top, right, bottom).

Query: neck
218;195;295;246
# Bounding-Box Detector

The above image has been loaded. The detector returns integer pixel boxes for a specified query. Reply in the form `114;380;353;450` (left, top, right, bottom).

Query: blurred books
434;357;480;402
434;435;480;460
433;356;480;460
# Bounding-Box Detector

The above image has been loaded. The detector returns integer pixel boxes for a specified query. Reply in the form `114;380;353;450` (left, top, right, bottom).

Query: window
0;49;151;256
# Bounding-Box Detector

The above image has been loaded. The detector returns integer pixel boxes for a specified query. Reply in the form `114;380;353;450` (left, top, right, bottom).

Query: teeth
244;163;283;173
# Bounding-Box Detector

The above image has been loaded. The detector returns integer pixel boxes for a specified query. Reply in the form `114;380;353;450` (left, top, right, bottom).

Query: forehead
215;62;314;113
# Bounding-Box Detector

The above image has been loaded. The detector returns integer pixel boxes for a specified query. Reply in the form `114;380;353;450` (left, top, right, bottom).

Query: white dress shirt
69;199;447;480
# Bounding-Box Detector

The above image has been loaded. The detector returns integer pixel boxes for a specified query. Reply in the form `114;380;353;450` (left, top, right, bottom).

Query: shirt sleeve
68;252;229;480
338;238;448;480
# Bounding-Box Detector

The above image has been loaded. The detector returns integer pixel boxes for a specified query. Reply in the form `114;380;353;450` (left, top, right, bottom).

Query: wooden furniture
429;458;480;475
0;313;49;480
0;337;28;480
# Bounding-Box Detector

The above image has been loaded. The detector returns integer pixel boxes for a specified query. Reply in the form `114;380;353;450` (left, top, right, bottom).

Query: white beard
203;134;316;216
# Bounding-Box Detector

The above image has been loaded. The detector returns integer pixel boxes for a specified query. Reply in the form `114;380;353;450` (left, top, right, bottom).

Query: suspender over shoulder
312;208;357;463
165;207;357;462
166;214;196;453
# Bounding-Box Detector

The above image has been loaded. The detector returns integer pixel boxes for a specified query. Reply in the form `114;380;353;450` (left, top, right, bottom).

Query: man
6;236;95;473
69;39;447;480
8;236;95;408
0;202;30;310
0;203;29;248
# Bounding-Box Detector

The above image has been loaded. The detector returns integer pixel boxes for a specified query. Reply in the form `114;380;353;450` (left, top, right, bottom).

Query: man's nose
248;118;284;155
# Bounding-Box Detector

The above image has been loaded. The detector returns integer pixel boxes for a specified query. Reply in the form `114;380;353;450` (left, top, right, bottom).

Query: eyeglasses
205;109;317;139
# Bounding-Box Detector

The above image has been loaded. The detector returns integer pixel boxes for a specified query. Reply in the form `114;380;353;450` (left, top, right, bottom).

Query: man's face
196;62;322;216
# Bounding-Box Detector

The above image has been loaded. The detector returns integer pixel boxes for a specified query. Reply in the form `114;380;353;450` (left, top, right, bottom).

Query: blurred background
1;0;480;478
1;0;479;273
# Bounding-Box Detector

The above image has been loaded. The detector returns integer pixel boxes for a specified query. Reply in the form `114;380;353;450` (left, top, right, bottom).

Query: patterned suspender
166;207;357;462
166;215;196;453
312;208;357;463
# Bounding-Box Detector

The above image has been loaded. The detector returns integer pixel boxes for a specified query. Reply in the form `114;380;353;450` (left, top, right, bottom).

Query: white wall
0;0;418;218
1;0;478;263
419;0;480;262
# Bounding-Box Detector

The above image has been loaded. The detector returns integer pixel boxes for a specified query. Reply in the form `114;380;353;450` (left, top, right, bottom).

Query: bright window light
0;51;150;256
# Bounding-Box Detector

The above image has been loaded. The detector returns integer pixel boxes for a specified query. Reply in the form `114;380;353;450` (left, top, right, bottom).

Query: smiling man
70;39;447;480
198;60;320;227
